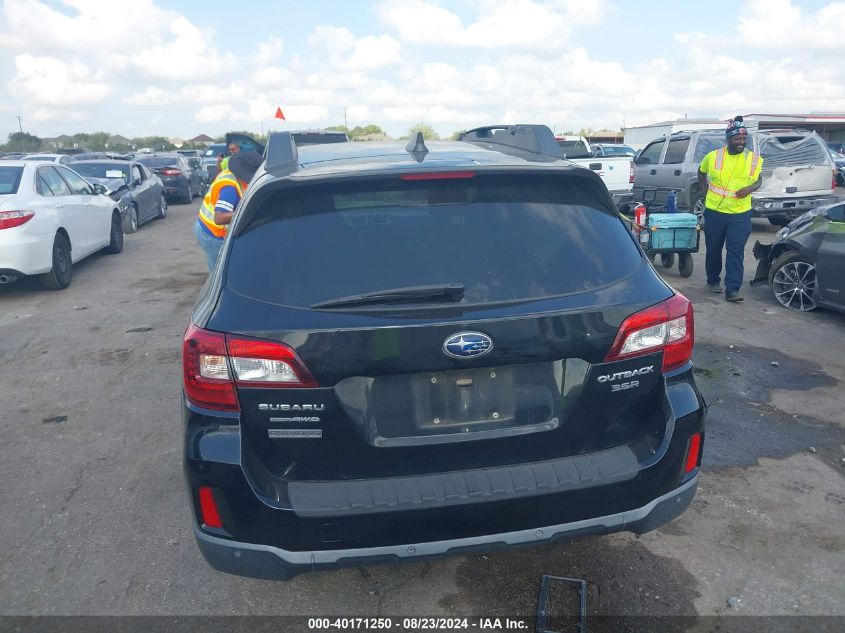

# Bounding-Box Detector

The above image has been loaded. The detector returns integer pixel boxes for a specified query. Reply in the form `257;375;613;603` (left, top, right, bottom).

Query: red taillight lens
226;335;317;388
629;161;635;184
400;171;476;181
605;293;694;372
0;210;35;230
182;324;239;411
684;433;702;473
162;168;182;176
182;325;318;411
198;486;223;528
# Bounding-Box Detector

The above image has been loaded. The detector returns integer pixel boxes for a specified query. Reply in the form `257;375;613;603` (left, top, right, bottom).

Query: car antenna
405;132;429;163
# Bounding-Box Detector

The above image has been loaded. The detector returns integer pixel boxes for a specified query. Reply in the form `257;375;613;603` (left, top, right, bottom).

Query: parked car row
0;161;125;289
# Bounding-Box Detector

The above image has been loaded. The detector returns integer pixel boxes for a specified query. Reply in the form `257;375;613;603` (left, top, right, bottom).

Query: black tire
768;216;790;227
157;194;168;219
660;253;675;269
768;250;817;312
124;204;138;234
183;182;193;204
105;212;124;254
678;252;694;278
39;233;72;290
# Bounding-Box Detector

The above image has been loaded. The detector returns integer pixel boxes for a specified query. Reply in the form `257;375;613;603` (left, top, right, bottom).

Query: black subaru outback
182;125;705;580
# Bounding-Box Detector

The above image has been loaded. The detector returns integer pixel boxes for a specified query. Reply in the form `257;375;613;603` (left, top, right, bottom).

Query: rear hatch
202;171;679;491
756;132;835;197
137;157;183;186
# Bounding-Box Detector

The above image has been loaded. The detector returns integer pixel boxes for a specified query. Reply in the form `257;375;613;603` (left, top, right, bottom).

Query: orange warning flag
274;107;286;120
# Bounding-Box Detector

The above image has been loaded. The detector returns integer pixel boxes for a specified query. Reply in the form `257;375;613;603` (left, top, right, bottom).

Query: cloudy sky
0;0;843;141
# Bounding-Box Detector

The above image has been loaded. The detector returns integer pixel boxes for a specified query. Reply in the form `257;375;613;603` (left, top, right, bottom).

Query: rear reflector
605;293;694;372
685;433;702;473
0;210;35;230
400;171;476;181
182;324;318;412
198;486;223;528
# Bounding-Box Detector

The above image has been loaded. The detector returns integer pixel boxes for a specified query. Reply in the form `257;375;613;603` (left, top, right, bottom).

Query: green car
752;202;845;312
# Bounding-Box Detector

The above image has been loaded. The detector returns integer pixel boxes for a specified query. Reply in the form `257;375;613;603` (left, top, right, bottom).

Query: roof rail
264;131;299;174
458;124;563;159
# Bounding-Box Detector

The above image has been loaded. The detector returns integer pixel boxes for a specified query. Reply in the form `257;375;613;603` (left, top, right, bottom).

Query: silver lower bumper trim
194;476;698;566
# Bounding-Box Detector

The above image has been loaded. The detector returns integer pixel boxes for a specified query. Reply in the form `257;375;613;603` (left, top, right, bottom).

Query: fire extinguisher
633;203;647;231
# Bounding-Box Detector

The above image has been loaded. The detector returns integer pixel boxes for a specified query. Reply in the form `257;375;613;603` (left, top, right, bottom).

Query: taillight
833;171;837;189
182;324;317;412
226;335;317;387
162;168;182;176
0;210;35;230
182;324;239;411
198;486;223;528
605;293;694;372
684;433;702;473
629;161;635;184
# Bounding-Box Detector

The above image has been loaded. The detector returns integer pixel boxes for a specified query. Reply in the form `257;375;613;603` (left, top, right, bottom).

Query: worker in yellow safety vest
697;116;763;302
194;150;262;271
220;142;240;171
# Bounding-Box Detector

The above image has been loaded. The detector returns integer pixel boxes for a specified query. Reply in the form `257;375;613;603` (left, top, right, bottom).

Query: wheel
183;183;193;204
105;212;124;254
768;250;817;312
678;252;694;278
39;233;72;290
768;216;790;227
124;204;138;234
691;192;705;227
660;253;675;269
157;194;168;219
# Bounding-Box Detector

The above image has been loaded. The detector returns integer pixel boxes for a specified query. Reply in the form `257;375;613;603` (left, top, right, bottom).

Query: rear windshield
71;163;129;180
0;166;24;194
204;144;227;157
598;145;635;156
227;174;641;308
136;156;180;168
556;140;591;159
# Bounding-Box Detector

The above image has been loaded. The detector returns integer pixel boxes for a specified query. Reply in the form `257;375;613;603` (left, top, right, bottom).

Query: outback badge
443;332;493;359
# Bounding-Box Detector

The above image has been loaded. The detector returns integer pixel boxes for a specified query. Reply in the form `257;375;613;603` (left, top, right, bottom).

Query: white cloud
738;0;845;50
195;104;243;124
377;0;611;49
307;25;401;70
13;55;112;106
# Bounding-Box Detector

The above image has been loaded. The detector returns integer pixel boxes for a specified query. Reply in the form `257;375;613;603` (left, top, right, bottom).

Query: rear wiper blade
310;284;464;309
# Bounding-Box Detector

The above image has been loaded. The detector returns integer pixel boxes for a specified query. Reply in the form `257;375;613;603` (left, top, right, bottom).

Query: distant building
624;113;845;149
190;134;215;146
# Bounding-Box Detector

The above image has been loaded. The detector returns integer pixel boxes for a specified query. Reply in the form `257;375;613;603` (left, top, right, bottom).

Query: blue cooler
647;213;698;250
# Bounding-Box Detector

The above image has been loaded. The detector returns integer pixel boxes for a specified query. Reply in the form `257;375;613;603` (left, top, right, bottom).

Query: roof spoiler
458;124;563;159
264;131;299;174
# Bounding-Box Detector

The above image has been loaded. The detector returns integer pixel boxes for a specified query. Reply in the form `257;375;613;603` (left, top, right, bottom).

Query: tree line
2;121;577;153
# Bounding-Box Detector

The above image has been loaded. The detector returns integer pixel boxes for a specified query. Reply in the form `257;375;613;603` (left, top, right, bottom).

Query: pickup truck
555;135;634;204
632;129;838;225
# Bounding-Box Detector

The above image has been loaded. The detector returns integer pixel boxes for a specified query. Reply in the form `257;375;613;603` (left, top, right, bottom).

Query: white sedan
0;161;124;290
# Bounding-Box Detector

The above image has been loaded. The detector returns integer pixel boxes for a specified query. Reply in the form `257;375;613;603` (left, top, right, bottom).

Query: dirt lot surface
0;200;842;631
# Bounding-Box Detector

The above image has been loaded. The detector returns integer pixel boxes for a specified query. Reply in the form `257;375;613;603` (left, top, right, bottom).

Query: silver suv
633;129;837;225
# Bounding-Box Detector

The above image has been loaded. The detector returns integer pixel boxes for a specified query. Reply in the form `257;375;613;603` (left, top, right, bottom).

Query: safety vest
703;148;763;213
197;169;243;238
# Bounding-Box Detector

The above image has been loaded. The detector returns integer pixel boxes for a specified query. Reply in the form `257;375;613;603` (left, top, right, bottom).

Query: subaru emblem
443;332;493;359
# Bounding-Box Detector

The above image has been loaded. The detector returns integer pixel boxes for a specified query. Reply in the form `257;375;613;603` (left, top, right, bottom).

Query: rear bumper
194;476;698;580
185;371;705;580
0;231;52;276
752;195;838;219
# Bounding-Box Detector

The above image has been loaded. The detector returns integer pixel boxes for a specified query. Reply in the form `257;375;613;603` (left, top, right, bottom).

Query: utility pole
17;115;23;133
344;107;348;130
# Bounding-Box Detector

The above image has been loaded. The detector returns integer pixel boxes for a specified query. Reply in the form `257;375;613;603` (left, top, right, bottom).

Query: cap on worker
726;116;747;138
228;150;263;183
